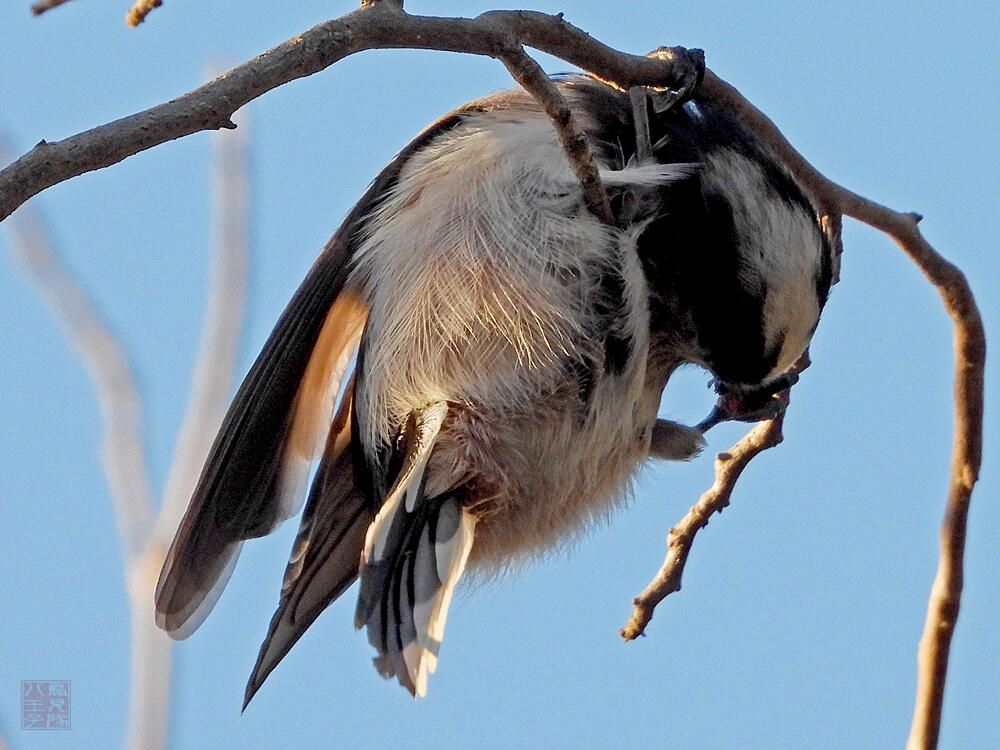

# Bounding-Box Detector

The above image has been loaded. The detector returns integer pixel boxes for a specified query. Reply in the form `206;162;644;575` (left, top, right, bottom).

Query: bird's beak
695;371;800;433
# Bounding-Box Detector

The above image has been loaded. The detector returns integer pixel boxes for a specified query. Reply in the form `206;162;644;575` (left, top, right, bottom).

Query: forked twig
620;351;810;641
621;414;786;640
0;140;156;562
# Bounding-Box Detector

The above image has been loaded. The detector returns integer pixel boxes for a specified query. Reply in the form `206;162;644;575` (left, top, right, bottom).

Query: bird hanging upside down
155;70;834;703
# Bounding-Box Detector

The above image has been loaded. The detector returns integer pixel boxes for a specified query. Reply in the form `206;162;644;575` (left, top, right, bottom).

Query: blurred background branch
30;0;77;17
0;108;250;750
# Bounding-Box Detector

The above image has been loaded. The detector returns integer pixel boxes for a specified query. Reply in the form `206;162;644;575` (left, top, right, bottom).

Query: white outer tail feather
356;401;479;696
410;505;476;696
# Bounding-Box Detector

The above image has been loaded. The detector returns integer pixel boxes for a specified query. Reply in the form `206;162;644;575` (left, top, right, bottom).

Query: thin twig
621;415;786;640
0;4;698;222
126;112;250;750
2;110;251;749
620;351;810;641
628;87;653;163
498;45;613;224
702;71;984;750
30;0;78;16
1;135;162;747
154;110;250;548
125;0;161;27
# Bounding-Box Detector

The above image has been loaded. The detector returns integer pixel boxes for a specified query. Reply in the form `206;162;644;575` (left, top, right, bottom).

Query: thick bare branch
124;555;171;750
0;4;699;222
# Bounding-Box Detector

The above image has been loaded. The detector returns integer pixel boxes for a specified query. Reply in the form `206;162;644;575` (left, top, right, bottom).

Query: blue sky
1;1;997;748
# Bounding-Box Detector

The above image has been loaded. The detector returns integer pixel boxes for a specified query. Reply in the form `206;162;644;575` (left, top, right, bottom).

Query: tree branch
497;45;613;224
2;104;251;748
0;4;699;222
621;414;786;641
128;114;250;750
621;69;984;750
153;110;249;549
620;352;809;641
2;134;162;748
700;71;984;750
30;0;78;16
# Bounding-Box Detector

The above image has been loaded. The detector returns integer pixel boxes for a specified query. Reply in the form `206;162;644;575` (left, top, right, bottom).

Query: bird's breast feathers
350;106;667;563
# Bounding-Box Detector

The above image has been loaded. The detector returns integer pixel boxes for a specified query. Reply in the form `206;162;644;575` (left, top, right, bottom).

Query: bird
154;68;835;703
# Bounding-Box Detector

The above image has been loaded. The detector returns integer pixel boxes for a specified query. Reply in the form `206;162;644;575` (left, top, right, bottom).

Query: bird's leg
620;86;663;226
628;86;654;164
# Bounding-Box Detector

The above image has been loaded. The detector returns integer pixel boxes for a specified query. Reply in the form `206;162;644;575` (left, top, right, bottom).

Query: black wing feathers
154;238;360;638
243;379;372;708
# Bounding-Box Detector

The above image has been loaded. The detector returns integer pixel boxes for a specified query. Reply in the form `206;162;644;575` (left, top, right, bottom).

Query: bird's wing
243;375;372;707
354;403;477;698
154;108;472;640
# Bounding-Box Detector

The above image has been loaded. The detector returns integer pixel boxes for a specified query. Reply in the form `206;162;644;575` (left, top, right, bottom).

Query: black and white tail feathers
355;403;477;697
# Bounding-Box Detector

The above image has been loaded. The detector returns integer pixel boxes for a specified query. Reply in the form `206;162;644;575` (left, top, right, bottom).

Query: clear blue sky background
1;1;997;748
